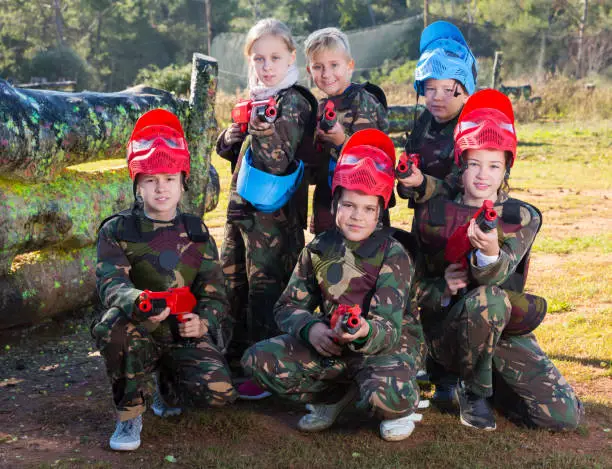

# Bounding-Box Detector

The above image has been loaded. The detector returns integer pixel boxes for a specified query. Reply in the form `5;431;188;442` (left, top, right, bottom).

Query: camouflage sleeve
191;232;233;349
348;240;413;355
95;220;142;321
329;91;389;162
215;128;243;164
250;90;310;175
274;247;323;337
414;273;448;315
469;205;541;285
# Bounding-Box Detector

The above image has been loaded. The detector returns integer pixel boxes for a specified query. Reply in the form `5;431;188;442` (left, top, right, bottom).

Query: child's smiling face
307;47;354;97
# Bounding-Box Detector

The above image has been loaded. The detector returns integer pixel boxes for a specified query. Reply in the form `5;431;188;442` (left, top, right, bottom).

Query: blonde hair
304;27;352;61
244;18;296;57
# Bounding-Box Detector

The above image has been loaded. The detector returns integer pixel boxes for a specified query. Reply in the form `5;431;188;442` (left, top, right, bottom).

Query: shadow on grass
548;354;611;369
518;141;550;147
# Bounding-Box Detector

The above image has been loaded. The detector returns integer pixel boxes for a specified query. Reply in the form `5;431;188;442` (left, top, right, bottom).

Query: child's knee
465;285;511;323
358;376;419;420
529;397;584;431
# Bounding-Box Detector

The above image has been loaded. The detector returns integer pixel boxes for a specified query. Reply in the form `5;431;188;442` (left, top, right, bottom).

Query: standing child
216;18;317;399
304;27;390;234
92;109;236;451
397;20;477;201
242;129;426;442
413;90;583;430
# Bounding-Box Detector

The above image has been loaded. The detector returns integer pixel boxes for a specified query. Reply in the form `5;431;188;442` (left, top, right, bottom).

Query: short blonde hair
244;18;296;57
304;27;352;61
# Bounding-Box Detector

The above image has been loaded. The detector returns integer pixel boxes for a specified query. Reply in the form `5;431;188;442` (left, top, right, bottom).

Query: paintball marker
444;200;499;269
231;97;278;133
330;304;362;335
316;101;338;152
319;100;338;132
137;287;197;340
395;152;420;179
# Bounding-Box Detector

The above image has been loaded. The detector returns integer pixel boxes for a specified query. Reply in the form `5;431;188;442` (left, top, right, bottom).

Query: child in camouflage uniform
242;129;427;442
397;20;477;202
412;90;583;431
92;109;237;451
216;19;317;399
304;27;390;234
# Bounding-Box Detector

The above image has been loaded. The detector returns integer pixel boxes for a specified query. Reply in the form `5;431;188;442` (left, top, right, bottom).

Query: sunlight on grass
533;234;612;254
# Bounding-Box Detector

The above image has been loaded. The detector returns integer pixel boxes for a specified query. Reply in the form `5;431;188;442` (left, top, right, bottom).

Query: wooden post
424;0;429;28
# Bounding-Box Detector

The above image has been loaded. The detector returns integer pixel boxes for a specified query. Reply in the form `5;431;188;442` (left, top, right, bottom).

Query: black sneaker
455;382;496;431
432;383;458;413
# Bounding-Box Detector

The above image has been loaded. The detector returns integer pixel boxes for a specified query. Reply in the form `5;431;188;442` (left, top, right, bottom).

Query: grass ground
0;119;610;468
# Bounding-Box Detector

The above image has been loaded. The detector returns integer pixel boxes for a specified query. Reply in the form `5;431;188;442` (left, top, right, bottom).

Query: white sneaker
109;415;143;451
297;387;357;432
152;373;182;418
380;413;422;442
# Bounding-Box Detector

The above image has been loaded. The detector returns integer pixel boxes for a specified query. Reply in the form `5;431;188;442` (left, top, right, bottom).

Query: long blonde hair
244;18;296;84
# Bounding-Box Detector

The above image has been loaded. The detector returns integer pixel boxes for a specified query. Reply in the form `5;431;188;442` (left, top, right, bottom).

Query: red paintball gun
319;100;338;132
330;304;362;335
137;287;197;341
316;101;338;152
444;200;499;269
395;152;420;179
231;97;278;133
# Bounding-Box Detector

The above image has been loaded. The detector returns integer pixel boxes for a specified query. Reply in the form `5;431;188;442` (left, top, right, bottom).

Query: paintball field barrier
0;53;221;329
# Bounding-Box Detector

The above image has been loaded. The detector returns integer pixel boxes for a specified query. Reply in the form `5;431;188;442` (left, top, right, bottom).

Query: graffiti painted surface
0;53;221;328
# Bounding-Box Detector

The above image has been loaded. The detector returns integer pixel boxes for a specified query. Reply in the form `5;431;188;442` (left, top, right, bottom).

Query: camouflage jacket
413;192;541;315
317;82;389;163
274;229;417;355
397;109;461;203
96;207;232;348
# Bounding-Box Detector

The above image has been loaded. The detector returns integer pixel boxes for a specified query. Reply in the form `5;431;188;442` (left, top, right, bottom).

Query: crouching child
242;129;426;441
92;109;237;451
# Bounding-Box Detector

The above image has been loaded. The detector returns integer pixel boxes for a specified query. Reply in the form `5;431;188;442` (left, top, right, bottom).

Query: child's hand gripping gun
444;200;499;270
330;304;362;336
395;152;420;179
231;97;278;133
137;287;197;341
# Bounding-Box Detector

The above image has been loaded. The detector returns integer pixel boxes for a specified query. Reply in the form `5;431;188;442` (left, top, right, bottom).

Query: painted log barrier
0;53;221;328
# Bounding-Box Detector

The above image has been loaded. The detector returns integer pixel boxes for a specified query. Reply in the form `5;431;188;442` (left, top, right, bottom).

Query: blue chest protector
236;147;304;213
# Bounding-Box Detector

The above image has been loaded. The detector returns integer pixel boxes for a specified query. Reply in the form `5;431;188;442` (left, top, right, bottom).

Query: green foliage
27;46;99;91
368;59;417;86
134;63;192;97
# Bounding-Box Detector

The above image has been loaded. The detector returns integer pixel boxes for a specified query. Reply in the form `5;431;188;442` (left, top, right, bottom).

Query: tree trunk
53;0;65;47
204;0;212;55
423;0;429;28
576;0;588;78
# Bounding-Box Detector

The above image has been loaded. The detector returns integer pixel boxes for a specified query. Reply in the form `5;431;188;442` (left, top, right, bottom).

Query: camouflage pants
92;307;237;421
242;334;420;420
423;285;583;430
221;209;304;358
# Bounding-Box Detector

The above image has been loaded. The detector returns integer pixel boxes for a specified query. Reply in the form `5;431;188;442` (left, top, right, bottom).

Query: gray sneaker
109;415;143;451
152;373;182;418
152;388;182;418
